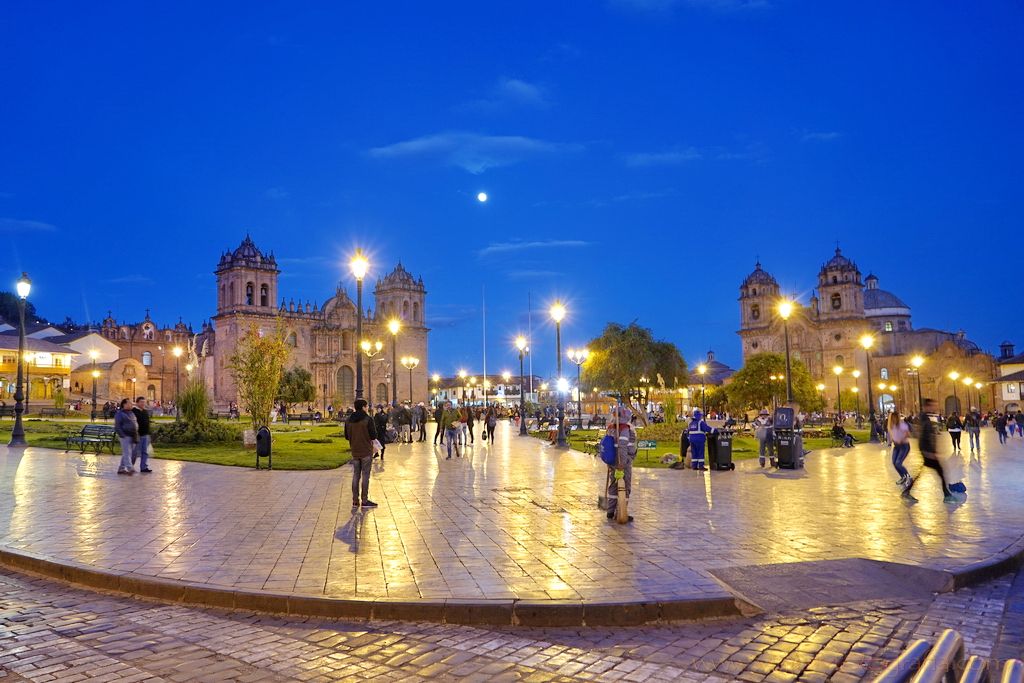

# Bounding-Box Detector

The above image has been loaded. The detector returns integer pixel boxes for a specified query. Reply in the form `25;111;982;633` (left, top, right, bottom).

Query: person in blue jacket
688;409;714;471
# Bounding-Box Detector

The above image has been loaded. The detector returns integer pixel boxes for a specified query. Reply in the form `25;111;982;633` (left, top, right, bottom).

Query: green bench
66;424;118;455
40;407;67;418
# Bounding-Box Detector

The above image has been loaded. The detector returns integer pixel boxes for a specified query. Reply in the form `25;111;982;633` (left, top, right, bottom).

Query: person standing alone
132;396;153;473
904;399;956;503
344;399;379;509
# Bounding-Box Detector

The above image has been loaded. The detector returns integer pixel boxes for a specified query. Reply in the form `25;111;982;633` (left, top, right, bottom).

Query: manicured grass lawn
533;426;871;468
0;419;351;470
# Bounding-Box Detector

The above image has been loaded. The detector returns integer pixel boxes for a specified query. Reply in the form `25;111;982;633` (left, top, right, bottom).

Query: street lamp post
350;250;369;400
833;366;844;421
910;355;924;415
550;301;567;447
8;273;31;446
401;356;419;402
852;369;862;425
458;370;468;406
816;382;826;410
387;319;401;406
777;300;795;402
948;371;960;414
860;334;878;442
852;387;860;419
697;363;707;414
88;350;99;422
962;376;973;412
974;382;983;412
361;340;383;405
567;348;588;429
769;374;780;411
516;336;529;436
172;346;183;420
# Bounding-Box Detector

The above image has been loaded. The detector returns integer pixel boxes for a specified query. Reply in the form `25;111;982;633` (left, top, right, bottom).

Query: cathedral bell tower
215;235;280;315
816;247;863;321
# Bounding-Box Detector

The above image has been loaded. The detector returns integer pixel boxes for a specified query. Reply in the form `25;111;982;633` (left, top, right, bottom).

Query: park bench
40;407;66;418
0;406;14;419
287;412;318;424
65;424;118;455
587;415;607;429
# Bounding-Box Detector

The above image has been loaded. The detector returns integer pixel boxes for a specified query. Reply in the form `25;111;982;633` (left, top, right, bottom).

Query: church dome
217;235;278;271
376;262;424;291
864;288;909;310
741;261;778;288
819;247;858;274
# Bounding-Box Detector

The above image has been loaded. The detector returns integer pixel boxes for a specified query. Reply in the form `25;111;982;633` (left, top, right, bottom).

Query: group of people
432;402;502;459
113;397;153;475
886;400;967;503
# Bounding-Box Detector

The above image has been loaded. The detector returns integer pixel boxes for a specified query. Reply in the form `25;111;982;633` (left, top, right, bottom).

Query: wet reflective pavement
0;423;1022;606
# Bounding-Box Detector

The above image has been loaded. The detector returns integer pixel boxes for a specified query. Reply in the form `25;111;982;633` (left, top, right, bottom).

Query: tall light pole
816;382;826;410
962;376;973;412
361;339;383;404
777;299;795;402
948;370;960;414
975;382;983;412
8;273;31;446
401;356;419;402
889;384;898;413
516;336;529;435
387;318;401;406
852;387;860;419
458;369;468;406
431;373;440;407
350;250;369;400
567;348;588;429
860;334;878;442
550;301;567;447
910;355;924;415
833;365;844;420
171;346;183;421
697;363;708;414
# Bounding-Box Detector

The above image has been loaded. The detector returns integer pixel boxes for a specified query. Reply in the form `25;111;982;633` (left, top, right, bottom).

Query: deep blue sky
3;1;1022;377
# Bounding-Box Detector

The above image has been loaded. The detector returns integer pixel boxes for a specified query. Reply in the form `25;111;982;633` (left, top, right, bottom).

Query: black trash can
256;425;272;469
773;407;801;469
713;429;735;470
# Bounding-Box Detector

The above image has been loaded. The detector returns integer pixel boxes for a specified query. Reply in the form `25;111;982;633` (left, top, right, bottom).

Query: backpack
599;435;617;466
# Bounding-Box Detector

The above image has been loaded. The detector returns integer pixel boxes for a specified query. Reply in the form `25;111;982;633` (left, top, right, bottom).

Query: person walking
373;404;390;461
888;410;912;490
416;402;428;442
946;412;964;452
604;404;637;522
904;399;956;503
114;398;139;475
964;409;981;454
753;409;774;467
440;401;461;459
132;396;153;473
1009;412;1019;438
484;406;497;444
344;399;379;508
465;404;476;444
433;403;445;445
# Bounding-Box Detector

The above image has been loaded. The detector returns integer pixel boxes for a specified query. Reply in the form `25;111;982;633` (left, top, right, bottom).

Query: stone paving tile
3;565;1021;681
1;426;1023;608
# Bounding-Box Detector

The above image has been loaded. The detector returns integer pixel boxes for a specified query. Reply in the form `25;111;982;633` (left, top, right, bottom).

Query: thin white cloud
801;131;842;143
625;148;702;167
0;217;56;233
467;77;549;110
478;239;590;258
368;132;579;174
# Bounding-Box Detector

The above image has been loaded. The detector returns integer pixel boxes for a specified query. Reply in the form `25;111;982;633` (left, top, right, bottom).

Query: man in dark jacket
904;398;954;502
132;396;153;473
345;399;379;508
433;404;445;445
373;405;390;460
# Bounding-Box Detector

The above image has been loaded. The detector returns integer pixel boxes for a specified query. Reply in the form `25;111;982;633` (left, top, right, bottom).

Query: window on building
413;302;420;322
751;304;760;320
245;283;254;305
881;368;889;380
836;355;844;365
402;301;410;320
54;356;63;367
260;284;268;307
831;293;842;309
751;288;757;296
286;332;297;347
142;351;152;366
834;333;842;341
884;321;893;332
898;321;907;330
832;276;838;284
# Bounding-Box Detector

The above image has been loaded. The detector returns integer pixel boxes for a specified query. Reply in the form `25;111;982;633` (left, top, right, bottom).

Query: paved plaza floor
0;422;1022;615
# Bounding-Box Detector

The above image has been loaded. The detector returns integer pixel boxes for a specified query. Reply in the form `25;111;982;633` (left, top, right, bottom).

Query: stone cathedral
202;236;429;409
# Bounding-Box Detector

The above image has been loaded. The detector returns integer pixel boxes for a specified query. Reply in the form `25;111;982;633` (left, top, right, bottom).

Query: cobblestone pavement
0;565;1021;682
0;424;1022;606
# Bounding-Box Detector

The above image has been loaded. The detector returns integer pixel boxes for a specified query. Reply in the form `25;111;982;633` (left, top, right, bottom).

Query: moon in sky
477;192;488;203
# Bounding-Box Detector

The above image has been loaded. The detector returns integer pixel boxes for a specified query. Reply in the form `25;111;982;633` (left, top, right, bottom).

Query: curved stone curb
949;536;1024;590
0;545;755;626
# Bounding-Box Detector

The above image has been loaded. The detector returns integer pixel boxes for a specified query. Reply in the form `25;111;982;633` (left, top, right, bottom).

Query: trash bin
256;425;272;469
712;429;735;470
773;407;801;469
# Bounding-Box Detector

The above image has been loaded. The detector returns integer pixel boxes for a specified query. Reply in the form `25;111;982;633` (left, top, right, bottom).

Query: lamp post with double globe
361;339;383;404
860;334;879;442
777;299;795;402
387;319;401;406
515;336;529;435
400;356;419;402
350;251;369;400
833;366;844;421
948;370;961;414
566;348;588;430
7;273;31;447
549;302;567;447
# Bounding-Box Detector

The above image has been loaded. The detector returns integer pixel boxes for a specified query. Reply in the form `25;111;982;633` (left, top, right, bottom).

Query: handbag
371;439;383;455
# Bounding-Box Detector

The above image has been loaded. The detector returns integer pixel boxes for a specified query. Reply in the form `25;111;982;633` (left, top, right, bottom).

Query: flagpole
527;291;534;396
482;285;487;407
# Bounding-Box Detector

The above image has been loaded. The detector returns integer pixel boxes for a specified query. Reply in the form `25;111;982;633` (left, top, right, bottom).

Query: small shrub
178;379;210;425
152;421;241;445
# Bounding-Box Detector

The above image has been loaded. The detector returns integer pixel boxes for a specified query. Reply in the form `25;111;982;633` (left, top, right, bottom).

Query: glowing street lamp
88;349;100;422
458;369;468;406
860;334;878;441
974;381;984;412
7;272;30;446
549;301;567;447
948;370;961;413
387;318;401;406
400;356;419;402
697;363;708;414
350;249;369;400
172;345;183;421
777;299;795;402
816;382;826;408
961;376;974;412
833;365;844;419
515;335;529;435
851;386;861;419
361;339;383;404
567;348;589;429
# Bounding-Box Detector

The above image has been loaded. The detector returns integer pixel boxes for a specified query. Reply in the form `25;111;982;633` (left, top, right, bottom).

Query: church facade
738;248;996;415
203;236;429;410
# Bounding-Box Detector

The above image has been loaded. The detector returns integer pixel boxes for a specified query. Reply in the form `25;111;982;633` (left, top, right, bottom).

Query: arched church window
413;302;420;322
229;282;235;305
831;293;842;310
260;284;269;307
402;301;410;319
832;276;838;284
142;351;152;366
751;304;760;320
881;368;889;380
835;355;844;365
884;321;893;332
752;288;757;296
246;282;254;306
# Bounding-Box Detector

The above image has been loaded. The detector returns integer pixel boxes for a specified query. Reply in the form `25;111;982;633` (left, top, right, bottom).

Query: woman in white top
888;411;912;490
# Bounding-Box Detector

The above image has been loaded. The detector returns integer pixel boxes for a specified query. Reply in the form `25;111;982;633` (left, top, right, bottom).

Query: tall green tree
581;322;688;398
0;292;40;324
228;324;290;430
725;353;822;412
277;366;317;413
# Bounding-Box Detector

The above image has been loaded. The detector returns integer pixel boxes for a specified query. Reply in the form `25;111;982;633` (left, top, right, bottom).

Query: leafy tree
277;366;317;414
725;353;822;412
228;323;290;431
581;322;688;399
833;388;861;414
0;292;40;324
